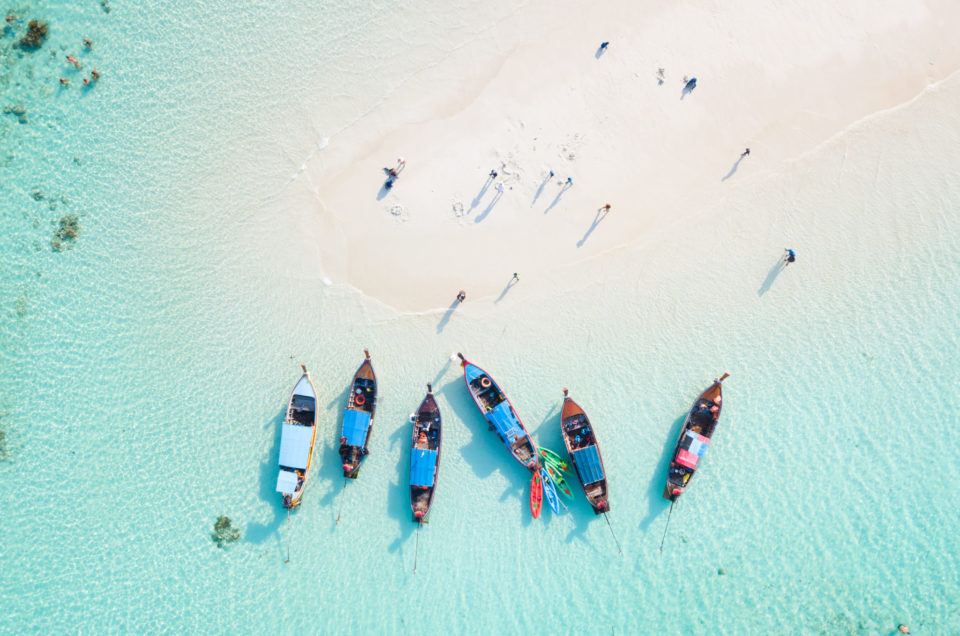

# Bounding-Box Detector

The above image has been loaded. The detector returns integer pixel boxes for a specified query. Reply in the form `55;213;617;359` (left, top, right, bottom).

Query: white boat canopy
276;469;298;494
278;423;313;469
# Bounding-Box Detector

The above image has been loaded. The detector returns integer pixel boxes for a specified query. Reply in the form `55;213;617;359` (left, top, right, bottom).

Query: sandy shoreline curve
273;0;960;312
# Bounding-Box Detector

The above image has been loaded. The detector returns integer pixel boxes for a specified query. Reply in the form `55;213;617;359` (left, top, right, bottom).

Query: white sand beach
257;0;960;312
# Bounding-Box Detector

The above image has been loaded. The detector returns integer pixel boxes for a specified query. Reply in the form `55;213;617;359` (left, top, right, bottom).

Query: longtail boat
276;364;318;509
560;389;610;514
410;383;442;522
664;373;729;501
339;350;377;478
457;353;538;470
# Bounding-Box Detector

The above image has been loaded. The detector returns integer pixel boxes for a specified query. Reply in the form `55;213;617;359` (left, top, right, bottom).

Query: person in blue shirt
783;248;796;265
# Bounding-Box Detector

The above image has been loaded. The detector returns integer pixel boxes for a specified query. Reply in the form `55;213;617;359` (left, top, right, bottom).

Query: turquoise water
3;2;960;634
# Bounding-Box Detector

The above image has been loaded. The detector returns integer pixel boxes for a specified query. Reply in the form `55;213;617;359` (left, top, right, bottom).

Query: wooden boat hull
410;386;442;522
340;351;377;479
560;391;610;514
663;373;729;501
458;353;538;471
277;366;318;509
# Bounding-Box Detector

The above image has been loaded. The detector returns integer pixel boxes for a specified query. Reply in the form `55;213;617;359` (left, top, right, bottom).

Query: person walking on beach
599;41;609;52
783;248;796;266
456;291;466;303
566;177;573;187
741;148;750;158
496;182;505;195
512;273;519;282
489;169;498;179
548;170;554;178
601;203;611;212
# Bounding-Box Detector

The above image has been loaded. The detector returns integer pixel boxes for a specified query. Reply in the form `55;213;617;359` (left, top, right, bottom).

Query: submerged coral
51;214;80;251
211;515;241;548
17;20;48;50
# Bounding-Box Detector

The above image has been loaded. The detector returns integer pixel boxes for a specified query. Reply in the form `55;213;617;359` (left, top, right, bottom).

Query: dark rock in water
32;190;44;201
211;515;241;548
51;214;80;251
717;567;726;576
3;104;28;124
100;0;111;13
18;20;48;50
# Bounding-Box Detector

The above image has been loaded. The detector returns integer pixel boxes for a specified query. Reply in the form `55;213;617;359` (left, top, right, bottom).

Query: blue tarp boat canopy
487;401;525;442
573;445;605;484
342;410;371;447
410;449;438;487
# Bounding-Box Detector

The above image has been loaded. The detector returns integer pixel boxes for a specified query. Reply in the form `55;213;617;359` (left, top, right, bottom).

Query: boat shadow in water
315;384;352;512
440;378;530;510
387;419;417;555
245;409;288;548
637;412;686;532
757;257;786;296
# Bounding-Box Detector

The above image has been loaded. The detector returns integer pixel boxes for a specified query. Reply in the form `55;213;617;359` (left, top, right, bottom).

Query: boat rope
658;500;676;553
413;521;421;574
284;508;291;563
335;477;347;524
603;512;623;556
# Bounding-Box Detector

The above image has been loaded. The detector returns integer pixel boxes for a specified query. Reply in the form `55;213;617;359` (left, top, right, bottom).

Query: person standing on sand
566;177;573;186
496;182;505;195
783;248;796;265
601;203;611;212
600;41;609;51
489;169;497;179
741;148;750;158
456;291;466;303
512;273;519;282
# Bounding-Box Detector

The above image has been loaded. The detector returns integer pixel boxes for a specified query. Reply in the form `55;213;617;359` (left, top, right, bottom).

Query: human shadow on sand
543;185;570;214
467;177;494;215
637;413;686;532
436;298;462;334
721;156;744;182
474;190;503;223
245;408;288;550
494;277;519;303
577;208;610;247
531;175;551;206
758;256;787;296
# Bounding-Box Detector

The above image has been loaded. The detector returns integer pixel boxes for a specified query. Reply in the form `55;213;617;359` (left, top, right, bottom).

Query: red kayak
530;471;543;519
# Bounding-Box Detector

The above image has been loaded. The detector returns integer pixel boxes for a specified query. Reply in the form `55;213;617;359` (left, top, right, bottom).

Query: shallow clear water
2;2;959;634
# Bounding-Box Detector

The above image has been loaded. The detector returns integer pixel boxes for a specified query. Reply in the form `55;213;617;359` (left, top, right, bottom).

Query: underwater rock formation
211;515;241;548
51;214;80;251
17;20;48;50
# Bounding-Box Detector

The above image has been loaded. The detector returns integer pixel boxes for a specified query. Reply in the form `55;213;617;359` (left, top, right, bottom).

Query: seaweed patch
51;214;80;251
